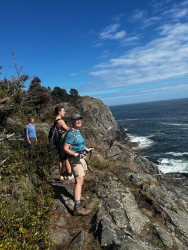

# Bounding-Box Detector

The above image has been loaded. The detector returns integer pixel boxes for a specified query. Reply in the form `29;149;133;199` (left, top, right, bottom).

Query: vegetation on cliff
0;55;75;249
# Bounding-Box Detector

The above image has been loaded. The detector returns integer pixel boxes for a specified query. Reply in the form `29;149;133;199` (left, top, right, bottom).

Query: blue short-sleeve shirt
65;129;84;152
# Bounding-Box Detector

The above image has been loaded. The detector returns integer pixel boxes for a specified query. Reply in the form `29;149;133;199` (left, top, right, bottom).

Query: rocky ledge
94;170;188;250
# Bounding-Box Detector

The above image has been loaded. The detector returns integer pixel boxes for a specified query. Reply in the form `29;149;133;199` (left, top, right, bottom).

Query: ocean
109;98;188;174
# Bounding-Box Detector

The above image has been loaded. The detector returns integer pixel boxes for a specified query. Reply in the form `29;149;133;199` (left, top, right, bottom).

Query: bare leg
74;177;84;201
73;176;90;215
65;159;72;174
59;160;63;175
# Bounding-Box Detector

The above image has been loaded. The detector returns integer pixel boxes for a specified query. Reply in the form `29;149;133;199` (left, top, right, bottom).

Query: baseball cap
71;114;83;120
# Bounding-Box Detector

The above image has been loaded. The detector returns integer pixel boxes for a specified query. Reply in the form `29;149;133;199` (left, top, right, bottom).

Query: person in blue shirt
26;117;38;151
64;114;93;216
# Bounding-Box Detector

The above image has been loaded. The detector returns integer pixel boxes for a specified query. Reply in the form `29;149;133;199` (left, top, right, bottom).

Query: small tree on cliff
51;86;70;103
27;76;52;116
69;88;79;101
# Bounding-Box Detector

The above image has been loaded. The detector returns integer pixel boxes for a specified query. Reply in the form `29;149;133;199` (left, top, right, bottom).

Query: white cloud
120;36;140;46
93;83;188;101
70;73;78;76
89;22;188;91
112;14;124;22
143;16;162;28
100;23;126;40
129;9;146;22
180;0;188;6
163;7;188;18
112;30;126;40
100;24;119;38
93;42;104;47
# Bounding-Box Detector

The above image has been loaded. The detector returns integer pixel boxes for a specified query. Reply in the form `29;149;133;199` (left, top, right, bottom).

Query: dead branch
0;133;15;142
0;90;18;104
11;51;22;78
0;155;11;166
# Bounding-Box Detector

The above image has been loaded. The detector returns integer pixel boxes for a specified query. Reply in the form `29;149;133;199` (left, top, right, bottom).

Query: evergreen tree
51;86;70;103
69;88;79;98
27;77;52;115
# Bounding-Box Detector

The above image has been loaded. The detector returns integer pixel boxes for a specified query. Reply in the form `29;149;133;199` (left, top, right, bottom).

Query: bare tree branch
0;90;18;104
11;51;22;78
0;133;15;142
0;155;11;166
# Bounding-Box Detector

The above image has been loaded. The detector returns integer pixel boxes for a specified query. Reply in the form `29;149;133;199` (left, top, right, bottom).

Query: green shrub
0;125;57;249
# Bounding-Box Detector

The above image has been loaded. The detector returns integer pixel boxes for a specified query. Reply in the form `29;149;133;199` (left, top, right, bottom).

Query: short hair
28;117;34;122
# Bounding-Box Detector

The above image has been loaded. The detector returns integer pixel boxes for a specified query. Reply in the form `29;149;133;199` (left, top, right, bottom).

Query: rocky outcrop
43;96;188;250
94;172;188;250
43;96;130;148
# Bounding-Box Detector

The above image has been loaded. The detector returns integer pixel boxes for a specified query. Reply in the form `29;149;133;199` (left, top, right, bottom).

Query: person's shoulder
67;129;74;134
56;119;65;125
69;128;77;133
59;119;65;124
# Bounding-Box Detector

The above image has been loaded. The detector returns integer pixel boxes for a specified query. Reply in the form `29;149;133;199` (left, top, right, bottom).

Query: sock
68;172;73;176
75;200;81;206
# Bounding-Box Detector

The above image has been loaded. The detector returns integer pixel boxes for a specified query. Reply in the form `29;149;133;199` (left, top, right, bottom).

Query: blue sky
1;0;188;106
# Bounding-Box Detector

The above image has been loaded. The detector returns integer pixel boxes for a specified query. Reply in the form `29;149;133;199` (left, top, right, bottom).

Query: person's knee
75;177;84;185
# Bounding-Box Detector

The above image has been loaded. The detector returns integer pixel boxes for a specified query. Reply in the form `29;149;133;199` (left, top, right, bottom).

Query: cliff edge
41;96;188;250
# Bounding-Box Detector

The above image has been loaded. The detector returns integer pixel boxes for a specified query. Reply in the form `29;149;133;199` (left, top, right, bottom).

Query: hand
28;140;31;144
79;153;86;159
74;153;86;159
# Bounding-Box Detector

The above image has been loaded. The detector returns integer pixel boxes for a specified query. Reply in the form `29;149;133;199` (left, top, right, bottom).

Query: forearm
64;148;77;156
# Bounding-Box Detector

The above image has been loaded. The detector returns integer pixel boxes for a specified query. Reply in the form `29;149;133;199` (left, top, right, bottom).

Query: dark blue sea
109;98;188;173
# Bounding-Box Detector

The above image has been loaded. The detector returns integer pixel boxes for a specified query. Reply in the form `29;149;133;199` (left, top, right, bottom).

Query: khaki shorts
68;157;87;178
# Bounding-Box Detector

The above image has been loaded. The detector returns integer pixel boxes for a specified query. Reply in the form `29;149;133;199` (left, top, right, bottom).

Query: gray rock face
95;174;150;247
94;173;188;250
35;122;50;134
69;229;86;249
7;116;22;125
153;223;173;247
56;216;66;227
42;96;129;146
51;230;70;246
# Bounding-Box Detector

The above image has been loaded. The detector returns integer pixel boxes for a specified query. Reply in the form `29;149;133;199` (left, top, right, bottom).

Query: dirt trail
49;176;99;250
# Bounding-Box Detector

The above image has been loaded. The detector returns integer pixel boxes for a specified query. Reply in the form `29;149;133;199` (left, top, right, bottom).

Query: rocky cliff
11;96;188;250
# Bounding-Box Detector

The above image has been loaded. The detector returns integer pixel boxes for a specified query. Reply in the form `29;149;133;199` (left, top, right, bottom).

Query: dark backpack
58;128;77;159
48;119;61;149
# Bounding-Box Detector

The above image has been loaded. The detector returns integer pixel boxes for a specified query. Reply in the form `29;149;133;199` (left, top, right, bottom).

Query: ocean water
109;98;188;174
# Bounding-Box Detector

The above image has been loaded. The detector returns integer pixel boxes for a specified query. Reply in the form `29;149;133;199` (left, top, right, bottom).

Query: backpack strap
69;128;80;150
54;119;61;126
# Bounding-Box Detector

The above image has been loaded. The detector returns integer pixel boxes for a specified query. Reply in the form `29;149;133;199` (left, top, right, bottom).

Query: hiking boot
73;204;91;216
60;175;64;181
64;173;74;180
81;195;89;201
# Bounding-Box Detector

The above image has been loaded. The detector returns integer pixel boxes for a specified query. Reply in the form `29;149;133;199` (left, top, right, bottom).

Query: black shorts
58;148;69;160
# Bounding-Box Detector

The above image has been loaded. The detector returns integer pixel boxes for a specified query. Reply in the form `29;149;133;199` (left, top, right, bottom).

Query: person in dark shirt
52;105;74;181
